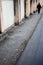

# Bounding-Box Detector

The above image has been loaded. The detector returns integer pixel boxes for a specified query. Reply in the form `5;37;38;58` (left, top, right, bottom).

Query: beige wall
26;0;30;17
1;0;43;32
30;1;37;13
40;0;43;6
15;0;25;23
32;1;37;12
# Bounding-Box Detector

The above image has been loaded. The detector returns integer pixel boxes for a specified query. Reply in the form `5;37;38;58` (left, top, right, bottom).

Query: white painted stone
1;0;14;31
21;0;24;20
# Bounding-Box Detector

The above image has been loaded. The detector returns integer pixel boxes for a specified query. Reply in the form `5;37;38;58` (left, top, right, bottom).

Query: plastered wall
40;0;43;6
31;1;37;13
1;0;14;32
20;0;24;21
26;0;30;17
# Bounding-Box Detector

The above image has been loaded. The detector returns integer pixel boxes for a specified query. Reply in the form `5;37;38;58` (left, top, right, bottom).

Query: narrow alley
0;8;42;65
0;0;43;65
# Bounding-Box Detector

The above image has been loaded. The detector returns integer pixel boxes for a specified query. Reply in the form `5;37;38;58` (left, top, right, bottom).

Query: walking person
37;3;41;14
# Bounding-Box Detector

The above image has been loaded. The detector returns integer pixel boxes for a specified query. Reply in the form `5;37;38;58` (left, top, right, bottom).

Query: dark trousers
38;9;40;14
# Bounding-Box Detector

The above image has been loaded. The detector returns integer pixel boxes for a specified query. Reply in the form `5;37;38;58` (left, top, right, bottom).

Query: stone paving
16;13;43;65
0;8;43;65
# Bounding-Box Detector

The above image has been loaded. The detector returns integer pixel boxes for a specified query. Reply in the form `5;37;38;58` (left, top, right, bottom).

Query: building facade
0;0;14;32
0;0;43;33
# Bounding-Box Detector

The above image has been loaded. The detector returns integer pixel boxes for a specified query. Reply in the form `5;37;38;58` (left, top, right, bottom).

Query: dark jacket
37;3;41;10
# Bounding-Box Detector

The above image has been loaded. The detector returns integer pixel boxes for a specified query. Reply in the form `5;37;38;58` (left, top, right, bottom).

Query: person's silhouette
37;3;41;14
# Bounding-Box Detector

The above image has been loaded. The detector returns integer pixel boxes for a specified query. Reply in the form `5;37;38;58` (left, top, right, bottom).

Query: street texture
16;11;43;65
0;8;43;65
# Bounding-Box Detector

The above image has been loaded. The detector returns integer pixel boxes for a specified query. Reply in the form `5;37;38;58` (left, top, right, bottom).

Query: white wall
2;0;14;31
20;0;24;21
